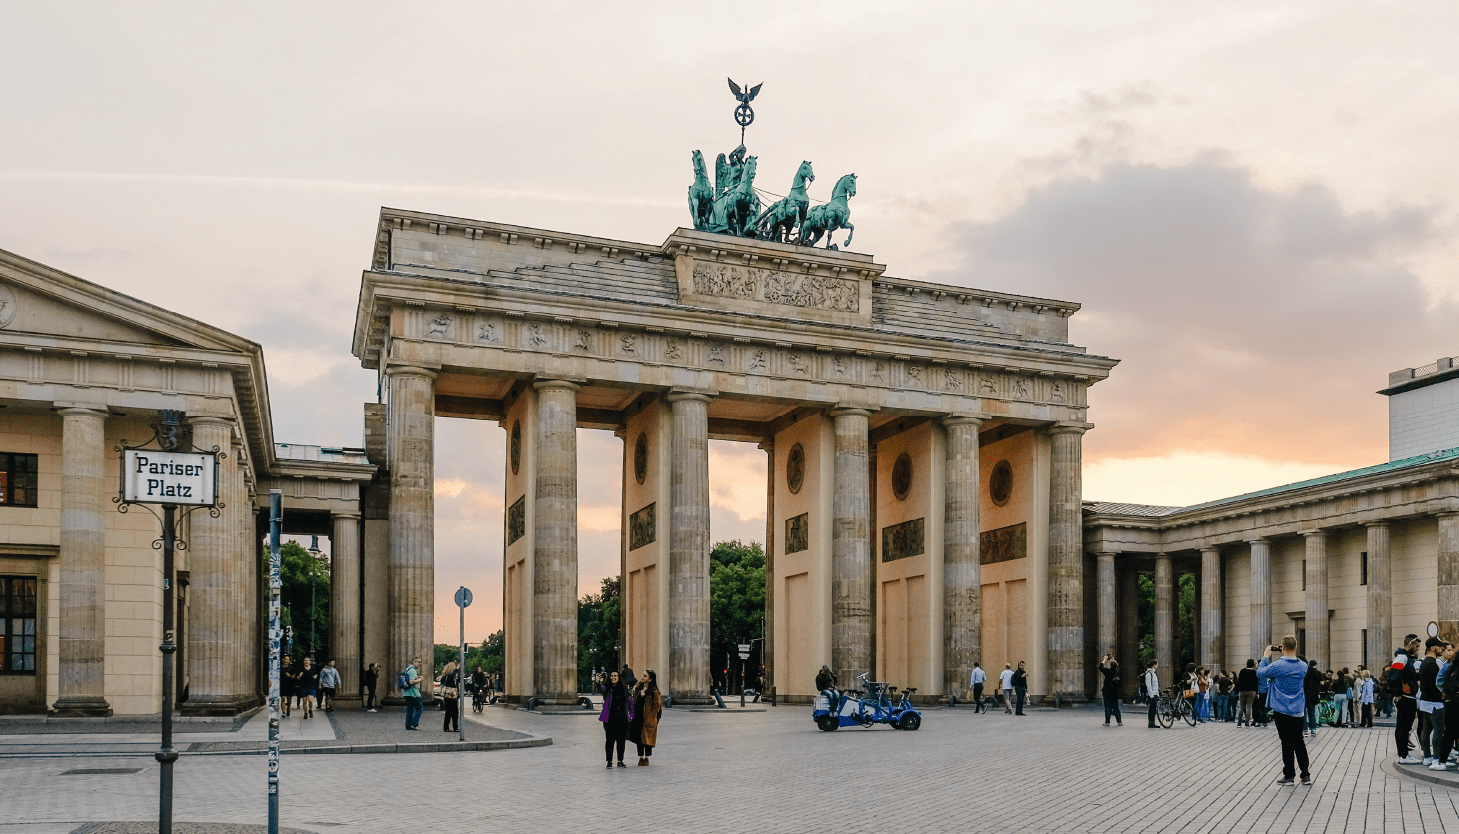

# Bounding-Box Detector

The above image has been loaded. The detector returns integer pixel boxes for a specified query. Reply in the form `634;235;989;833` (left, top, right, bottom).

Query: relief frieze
690;262;860;313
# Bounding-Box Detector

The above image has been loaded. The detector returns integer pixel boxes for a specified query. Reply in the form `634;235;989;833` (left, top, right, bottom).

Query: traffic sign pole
455;586;472;742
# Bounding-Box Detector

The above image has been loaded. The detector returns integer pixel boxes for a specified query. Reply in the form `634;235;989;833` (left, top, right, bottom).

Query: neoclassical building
1083;356;1459;697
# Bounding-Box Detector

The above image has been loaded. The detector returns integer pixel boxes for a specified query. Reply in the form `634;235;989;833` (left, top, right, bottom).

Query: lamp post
307;535;321;660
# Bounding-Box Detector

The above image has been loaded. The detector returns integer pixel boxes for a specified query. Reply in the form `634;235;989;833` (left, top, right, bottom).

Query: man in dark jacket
1417;637;1446;764
1395;635;1423;763
1302;658;1324;737
1236;659;1260;726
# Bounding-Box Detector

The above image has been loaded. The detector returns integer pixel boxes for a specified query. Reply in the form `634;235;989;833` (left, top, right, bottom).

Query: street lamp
307;535;321;660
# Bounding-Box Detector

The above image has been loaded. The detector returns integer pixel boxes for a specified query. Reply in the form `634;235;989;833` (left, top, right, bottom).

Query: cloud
933;159;1456;469
1084;452;1338;507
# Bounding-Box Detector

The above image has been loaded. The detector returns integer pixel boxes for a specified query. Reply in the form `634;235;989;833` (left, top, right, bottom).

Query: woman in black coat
1099;655;1122;726
596;670;634;768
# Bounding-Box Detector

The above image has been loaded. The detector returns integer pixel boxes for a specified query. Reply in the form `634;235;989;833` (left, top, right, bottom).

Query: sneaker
605;762;612;769
1431;762;1450;771
1276;776;1295;785
1399;756;1421;765
616;761;627;768
1424;758;1437;767
1300;776;1312;785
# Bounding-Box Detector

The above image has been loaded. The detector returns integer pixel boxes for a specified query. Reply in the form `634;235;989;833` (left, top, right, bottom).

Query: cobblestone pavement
2;706;1457;834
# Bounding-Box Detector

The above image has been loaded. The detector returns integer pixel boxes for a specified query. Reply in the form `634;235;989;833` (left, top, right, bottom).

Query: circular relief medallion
510;421;521;475
786;443;805;494
634;432;648;485
0;284;15;329
891;452;913;501
990;459;1013;507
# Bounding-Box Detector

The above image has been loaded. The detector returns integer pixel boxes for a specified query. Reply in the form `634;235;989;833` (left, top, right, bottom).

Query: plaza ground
1;704;1456;833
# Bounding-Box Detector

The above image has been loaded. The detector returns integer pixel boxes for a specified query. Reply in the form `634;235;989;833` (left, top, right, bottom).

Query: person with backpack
1099;654;1122;727
1258;636;1313;786
1394;635;1422;763
1433;645;1459;770
400;656;424;730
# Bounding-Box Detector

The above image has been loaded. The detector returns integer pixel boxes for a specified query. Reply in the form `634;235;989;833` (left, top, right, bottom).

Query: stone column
1248;538;1271;659
1096;553;1117;658
1047;425;1087;701
1304;530;1329;667
51;406;111;716
830;407;873;684
1117;564;1139;698
533;379;579;702
760;440;775;693
1154;554;1173;683
1440;515;1459;643
182;416;245;715
667;391;713;704
1200;547;1222;672
331;512;362;700
1366;524;1390;669
387;366;436;701
942;416;983;698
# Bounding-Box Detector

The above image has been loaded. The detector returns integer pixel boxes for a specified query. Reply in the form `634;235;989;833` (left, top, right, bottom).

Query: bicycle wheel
1181;699;1198;726
1157;699;1174;728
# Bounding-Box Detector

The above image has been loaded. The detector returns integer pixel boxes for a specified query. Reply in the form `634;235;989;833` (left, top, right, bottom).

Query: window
1361;552;1368;586
1;576;38;674
1362;629;1368;669
1302;560;1306;591
0;454;38;507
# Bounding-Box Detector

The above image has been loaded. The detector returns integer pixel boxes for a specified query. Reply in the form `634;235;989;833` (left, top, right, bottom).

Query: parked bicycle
1155;685;1197;728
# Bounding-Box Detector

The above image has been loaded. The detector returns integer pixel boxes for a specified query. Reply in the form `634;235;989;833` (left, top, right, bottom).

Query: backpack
397;666;414;691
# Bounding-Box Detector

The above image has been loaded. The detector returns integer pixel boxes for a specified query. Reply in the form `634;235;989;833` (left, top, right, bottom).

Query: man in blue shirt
1258;635;1312;785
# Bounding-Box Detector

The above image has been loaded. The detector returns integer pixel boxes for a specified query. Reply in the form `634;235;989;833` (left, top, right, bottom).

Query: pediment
0;248;251;353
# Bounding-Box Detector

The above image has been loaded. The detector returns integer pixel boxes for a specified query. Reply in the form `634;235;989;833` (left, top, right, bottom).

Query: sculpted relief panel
690;262;860;313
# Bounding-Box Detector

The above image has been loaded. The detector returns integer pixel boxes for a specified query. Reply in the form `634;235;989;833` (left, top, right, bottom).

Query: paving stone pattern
1;708;1456;833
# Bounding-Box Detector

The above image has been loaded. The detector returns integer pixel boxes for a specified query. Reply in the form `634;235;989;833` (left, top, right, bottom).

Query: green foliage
1135;571;1197;672
577;575;621;692
466;630;504;675
710;540;765;692
277;540;329;663
434;644;461;675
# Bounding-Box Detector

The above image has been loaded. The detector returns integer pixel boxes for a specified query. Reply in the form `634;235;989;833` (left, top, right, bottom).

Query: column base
1035;693;1090;708
179;695;255;717
49;696;113;718
669;693;717;706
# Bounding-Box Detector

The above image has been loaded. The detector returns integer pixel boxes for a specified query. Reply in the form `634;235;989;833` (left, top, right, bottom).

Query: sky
3;2;1457;643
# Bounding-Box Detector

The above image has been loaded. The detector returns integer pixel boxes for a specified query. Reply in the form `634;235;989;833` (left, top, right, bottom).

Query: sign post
114;410;220;834
454;586;472;742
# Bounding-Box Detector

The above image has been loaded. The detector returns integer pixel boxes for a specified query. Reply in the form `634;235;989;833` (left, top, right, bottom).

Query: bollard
771;687;776;707
712;688;726;709
740;690;745;708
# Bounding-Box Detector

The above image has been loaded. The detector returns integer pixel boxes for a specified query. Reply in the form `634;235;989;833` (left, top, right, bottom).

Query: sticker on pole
455;587;473;608
122;450;216;505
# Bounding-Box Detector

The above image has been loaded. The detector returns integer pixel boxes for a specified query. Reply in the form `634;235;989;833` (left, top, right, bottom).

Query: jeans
1362;703;1373;728
1002;690;1013;712
1306;703;1318;733
1148;698;1158;726
1255;692;1267;725
1273;712;1311;780
404;695;423;729
972;683;984;713
1333;693;1348;726
1014;686;1026;715
1419;710;1436;758
1238;691;1256;724
1397;698;1418;757
1431;706;1446;759
1103;695;1122;725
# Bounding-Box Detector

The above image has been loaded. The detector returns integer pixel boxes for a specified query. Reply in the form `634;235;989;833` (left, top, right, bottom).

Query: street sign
455;587;473;608
122;450;216;505
738;643;750;652
739;653;750;659
738;643;751;660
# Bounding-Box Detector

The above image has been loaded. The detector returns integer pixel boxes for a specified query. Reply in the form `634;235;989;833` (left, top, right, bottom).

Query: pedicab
812;672;922;731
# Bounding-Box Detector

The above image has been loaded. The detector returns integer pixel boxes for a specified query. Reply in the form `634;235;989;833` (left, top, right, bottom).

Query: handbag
442;687;459;699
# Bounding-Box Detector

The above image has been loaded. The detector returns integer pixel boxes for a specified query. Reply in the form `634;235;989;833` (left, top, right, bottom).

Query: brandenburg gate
351;206;1116;705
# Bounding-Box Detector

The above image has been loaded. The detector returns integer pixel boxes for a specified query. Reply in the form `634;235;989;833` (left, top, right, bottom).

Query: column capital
1200;546;1221;556
385;364;439;381
1094;550;1119;559
829;406;874;419
942;415;986;429
1301;529;1328;539
54;405;109;418
666;390;714;405
1048;422;1091;437
187;415;235;428
532;378;581;394
1365;521;1391;530
332;511;362;521
1245;537;1269;545
1438;512;1459;521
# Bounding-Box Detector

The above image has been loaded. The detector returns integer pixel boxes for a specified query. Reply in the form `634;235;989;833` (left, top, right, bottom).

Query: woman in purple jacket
597;670;635;768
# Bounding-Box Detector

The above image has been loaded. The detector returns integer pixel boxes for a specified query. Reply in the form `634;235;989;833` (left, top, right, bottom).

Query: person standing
362;663;379;713
597;670;633;768
1331;668;1348;728
1417;638;1445;765
1303;658;1323;738
1360;670;1376;728
1099;655;1122;727
1145;661;1160;728
971;663;987;713
440;661;461;733
620;664;637;690
999;664;1015;714
1257;636;1312;786
1236;660;1258;726
1012;661;1028;716
1254;654;1270;728
402;656;424;731
1394;635;1422;763
630;669;662;766
319;660;340;713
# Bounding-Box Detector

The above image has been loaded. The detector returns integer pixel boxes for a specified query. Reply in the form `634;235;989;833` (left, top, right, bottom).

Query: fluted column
668;391;713;704
51;406;111;716
1117;564;1139;697
1440;515;1459;643
830;407;873;684
331;512;362;700
1154;554;1173;681
761;440;775;692
943;416;983;697
1047;425;1086;701
1096;553;1117;658
533;379;579;702
1247;538;1271;659
387;366;437;701
183;416;246;714
1366;524;1390;669
1200;547;1222;672
1304;530;1329;667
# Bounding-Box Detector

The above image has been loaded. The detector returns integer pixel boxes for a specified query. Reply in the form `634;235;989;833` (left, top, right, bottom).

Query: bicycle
1316;695;1340;727
1155;686;1198;728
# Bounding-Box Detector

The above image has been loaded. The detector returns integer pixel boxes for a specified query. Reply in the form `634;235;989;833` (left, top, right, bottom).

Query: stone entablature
1083;449;1459;552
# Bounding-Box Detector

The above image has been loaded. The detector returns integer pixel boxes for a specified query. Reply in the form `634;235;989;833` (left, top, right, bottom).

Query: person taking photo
1258;637;1313;786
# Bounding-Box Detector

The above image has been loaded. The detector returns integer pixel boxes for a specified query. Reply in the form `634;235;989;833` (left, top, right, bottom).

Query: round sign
786;443;805;494
892;452;913;501
510;421;521;475
990;460;1014;507
634;433;648;485
1429;621;1440;638
455;587;473;608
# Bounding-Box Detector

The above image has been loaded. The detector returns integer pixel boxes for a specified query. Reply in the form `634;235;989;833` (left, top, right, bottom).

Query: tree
710;540;765;693
277;540;329;663
466;630;504;675
433;644;460;674
577;575;621;692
